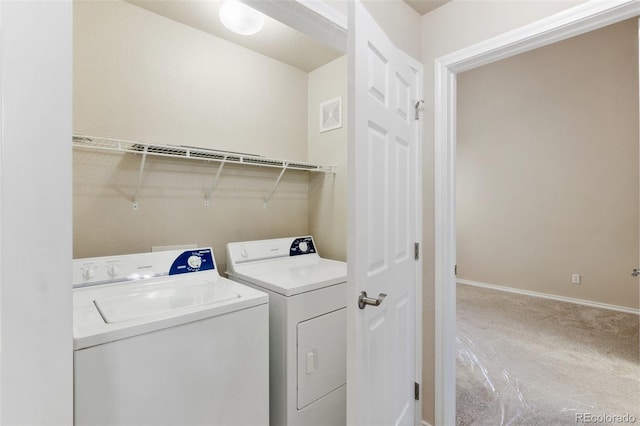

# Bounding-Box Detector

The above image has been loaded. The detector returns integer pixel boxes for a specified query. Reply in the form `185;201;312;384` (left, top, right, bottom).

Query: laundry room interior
5;0;640;425
73;0;348;271
72;2;353;424
71;0;640;424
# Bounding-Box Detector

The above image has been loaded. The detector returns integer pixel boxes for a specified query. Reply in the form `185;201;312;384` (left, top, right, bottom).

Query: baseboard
421;421;433;426
457;279;640;315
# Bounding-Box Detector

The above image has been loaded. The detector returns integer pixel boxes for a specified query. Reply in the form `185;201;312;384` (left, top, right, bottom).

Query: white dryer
73;248;269;426
226;236;347;426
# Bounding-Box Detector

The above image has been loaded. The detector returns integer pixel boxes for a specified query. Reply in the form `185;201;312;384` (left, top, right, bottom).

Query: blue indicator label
169;249;215;275
289;237;316;256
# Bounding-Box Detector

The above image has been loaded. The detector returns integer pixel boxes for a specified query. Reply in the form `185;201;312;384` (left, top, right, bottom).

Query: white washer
73;248;269;426
226;236;347;426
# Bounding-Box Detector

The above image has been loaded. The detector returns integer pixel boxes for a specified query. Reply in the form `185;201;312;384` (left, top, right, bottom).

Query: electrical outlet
572;274;581;284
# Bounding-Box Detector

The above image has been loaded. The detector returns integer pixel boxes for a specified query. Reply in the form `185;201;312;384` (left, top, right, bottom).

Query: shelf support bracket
132;146;148;210
204;159;227;206
263;163;288;208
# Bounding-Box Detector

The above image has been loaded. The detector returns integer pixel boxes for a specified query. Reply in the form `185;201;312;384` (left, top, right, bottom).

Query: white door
347;1;422;425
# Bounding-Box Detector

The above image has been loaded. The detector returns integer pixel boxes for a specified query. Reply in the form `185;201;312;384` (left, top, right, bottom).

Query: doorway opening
434;2;640;424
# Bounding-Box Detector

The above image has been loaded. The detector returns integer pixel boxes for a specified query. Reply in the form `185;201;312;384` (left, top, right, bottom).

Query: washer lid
229;256;346;296
73;273;267;350
94;281;240;324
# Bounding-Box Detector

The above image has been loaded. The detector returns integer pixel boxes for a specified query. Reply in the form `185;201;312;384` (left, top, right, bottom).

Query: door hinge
455;264;457;275
414;99;424;120
414;242;420;260
414;382;420;400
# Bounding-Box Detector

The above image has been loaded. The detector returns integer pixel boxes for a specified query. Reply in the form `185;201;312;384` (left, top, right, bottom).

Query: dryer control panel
227;236;319;269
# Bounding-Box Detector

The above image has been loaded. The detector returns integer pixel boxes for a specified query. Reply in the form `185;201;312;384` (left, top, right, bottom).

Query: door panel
367;123;388;275
395;73;411;122
366;312;388;424
394;295;412;426
395;137;411;262
367;44;389;105
349;1;422;424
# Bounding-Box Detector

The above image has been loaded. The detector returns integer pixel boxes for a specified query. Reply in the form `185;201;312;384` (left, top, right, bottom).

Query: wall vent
319;96;342;133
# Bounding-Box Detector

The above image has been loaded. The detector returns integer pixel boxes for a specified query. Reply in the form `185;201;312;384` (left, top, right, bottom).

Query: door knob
358;291;387;309
632;268;640;277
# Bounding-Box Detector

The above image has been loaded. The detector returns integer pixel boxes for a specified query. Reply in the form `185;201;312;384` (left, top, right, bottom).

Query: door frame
0;1;73;423
434;0;640;424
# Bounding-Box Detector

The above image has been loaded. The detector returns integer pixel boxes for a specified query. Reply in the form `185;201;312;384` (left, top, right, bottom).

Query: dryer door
297;308;346;409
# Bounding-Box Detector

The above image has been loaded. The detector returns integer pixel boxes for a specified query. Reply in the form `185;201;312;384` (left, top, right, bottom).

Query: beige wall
362;0;422;61
421;1;586;424
457;19;639;310
74;1;308;160
73;1;313;272
308;55;348;262
326;0;422;60
73;150;310;272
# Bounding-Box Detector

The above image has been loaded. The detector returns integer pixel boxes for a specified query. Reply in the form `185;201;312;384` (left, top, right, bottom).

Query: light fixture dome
219;0;264;36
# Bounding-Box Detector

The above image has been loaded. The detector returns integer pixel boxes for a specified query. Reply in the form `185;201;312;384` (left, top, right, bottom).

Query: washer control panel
169;249;214;275
73;248;217;288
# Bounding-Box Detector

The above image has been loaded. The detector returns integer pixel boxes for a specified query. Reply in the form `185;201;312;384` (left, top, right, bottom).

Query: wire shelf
72;135;336;173
72;134;336;209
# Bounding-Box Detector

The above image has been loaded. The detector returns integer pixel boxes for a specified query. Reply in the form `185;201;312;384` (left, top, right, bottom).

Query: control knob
188;255;202;269
299;241;308;253
82;266;96;280
107;264;121;278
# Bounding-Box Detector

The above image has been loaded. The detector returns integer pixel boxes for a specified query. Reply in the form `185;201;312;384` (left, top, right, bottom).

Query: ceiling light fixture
219;0;265;36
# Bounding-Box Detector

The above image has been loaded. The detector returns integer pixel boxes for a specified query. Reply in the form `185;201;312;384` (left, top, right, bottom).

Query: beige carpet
456;283;640;425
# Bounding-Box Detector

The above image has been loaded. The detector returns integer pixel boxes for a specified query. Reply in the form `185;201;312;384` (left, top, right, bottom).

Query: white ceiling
127;0;451;73
403;0;452;15
127;0;343;73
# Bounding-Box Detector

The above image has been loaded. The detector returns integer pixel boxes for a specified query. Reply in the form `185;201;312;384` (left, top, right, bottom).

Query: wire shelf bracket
204;160;227;207
132;146;148;210
263;163;288;208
